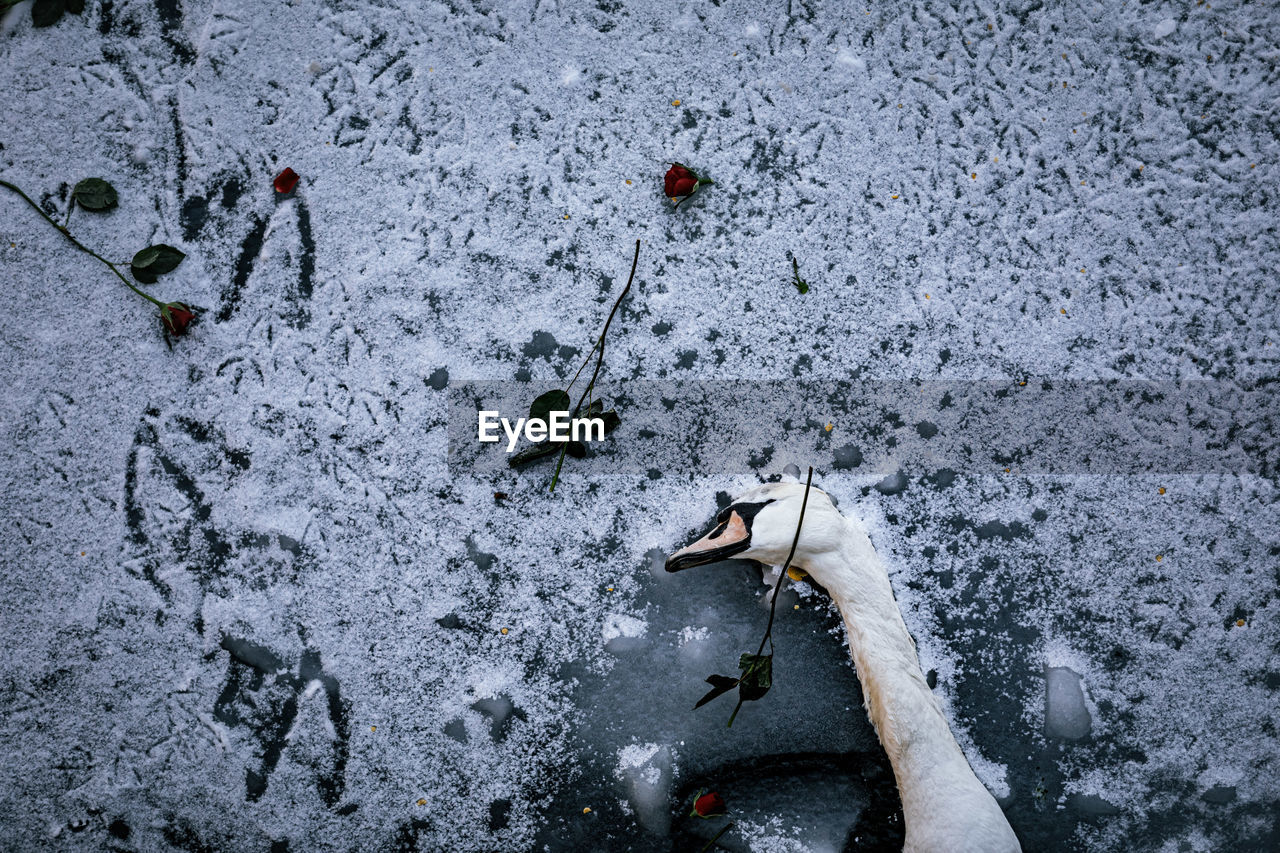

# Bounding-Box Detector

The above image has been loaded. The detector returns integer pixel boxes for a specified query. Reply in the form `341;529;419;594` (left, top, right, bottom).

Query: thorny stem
0;179;164;307
726;466;815;727
699;821;734;853
726;698;744;729
548;238;640;491
757;466;814;657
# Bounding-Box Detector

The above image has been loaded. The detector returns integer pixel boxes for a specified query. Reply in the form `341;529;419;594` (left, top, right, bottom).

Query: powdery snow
1;0;1277;851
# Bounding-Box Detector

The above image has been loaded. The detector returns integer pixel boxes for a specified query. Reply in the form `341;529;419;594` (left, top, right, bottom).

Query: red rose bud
665;163;698;198
273;167;300;194
160;302;196;336
691;790;726;818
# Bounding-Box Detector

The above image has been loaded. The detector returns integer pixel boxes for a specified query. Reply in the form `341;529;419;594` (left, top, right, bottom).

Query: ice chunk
1045;667;1092;739
614;743;674;835
644;547;669;580
873;470;908;495
1153;19;1176;39
677;626;709;646
836;49;867;72
603;613;648;653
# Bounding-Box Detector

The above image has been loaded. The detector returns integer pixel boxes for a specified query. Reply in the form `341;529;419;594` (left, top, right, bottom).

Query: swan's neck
808;521;1019;852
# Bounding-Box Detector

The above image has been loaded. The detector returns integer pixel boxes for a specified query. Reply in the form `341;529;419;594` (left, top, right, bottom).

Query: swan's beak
665;508;753;572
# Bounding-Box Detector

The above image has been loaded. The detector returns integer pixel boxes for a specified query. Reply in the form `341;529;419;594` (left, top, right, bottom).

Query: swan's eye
708;498;776;537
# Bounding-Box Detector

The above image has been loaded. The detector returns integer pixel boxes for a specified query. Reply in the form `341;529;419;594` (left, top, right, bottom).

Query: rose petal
273;167;300;194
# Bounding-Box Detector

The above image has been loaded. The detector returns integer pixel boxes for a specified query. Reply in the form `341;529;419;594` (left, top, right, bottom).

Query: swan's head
665;481;849;576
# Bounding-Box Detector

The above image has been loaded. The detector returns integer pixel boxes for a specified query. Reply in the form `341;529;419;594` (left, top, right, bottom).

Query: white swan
666;481;1021;853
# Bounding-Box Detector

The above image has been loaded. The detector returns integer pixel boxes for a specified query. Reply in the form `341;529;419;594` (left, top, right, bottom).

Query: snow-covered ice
2;0;1278;851
1044;667;1092;741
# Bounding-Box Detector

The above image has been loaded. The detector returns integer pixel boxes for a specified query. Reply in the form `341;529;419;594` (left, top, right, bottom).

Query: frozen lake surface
1;0;1278;850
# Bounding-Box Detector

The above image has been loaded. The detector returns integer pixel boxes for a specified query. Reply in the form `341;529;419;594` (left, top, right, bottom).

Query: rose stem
699;821;735;853
548;238;640;491
727;466;815;727
0;179;164;307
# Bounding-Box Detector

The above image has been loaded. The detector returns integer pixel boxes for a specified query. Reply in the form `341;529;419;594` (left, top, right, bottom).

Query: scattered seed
582;807;592;814
891;194;899;199
1158;487;1166;495
825;423;834;432
500;627;509;635
671;99;681;106
417;799;427;806
1236;619;1246;627
1060;308;1067;314
1156;554;1163;562
625;179;632;185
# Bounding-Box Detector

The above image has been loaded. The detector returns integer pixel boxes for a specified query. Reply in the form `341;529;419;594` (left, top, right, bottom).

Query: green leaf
528;389;569;424
694;674;740;709
72;177;118;211
130;244;186;284
737;653;773;701
65;0;85;13
31;0;63;27
565;440;587;459
791;257;809;294
576;400;620;434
